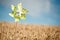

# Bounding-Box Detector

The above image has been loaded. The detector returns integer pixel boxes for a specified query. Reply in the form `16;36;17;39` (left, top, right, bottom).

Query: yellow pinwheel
9;3;28;22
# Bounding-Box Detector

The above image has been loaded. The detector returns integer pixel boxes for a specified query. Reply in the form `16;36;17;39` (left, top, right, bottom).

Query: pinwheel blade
11;5;16;11
17;3;22;12
9;13;14;17
22;8;28;14
15;18;20;22
21;16;26;20
21;15;26;20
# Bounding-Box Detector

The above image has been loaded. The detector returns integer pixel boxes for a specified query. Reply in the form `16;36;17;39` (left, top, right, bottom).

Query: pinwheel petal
21;15;26;20
11;5;15;11
11;5;16;11
22;8;28;14
9;13;14;17
15;18;20;22
17;3;22;12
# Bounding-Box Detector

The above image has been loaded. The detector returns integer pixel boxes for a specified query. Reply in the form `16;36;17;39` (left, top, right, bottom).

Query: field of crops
0;22;60;40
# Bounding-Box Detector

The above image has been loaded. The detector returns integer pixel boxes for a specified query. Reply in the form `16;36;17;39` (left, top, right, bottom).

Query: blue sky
0;0;60;25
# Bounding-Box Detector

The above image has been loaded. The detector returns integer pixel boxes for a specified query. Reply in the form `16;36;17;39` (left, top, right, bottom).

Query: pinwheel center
16;12;20;16
16;9;22;16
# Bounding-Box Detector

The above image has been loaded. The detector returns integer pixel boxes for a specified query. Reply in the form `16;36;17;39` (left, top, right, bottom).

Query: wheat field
0;22;60;40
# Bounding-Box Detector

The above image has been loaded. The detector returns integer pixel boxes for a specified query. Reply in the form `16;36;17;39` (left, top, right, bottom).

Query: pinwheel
9;3;28;22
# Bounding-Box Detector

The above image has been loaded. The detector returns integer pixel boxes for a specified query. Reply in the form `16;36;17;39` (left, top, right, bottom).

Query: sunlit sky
0;0;60;25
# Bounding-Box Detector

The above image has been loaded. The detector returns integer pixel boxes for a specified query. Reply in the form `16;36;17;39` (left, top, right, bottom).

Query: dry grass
0;22;60;40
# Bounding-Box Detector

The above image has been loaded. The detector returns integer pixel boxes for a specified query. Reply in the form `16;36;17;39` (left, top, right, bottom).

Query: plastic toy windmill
9;3;28;22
